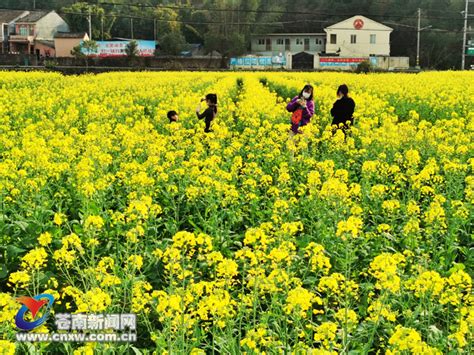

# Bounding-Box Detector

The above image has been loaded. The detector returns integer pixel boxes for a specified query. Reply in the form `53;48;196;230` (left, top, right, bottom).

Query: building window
304;38;310;50
296;38;303;45
330;34;337;44
277;38;284;45
351;34;357;44
266;38;271;51
19;26;28;36
258;38;265;45
370;34;376;44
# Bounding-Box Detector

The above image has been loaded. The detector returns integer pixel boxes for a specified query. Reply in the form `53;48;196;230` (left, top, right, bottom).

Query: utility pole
88;6;92;41
417;8;421;68
154;18;157;42
33;0;35;10
130;18;134;39
461;0;469;70
416;8;432;69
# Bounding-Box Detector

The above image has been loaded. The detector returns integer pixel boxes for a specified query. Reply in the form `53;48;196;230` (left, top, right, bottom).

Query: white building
324;15;393;57
9;10;69;55
251;33;326;56
0;10;28;53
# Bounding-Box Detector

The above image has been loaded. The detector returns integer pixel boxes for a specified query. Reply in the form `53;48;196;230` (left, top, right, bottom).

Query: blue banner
230;56;286;67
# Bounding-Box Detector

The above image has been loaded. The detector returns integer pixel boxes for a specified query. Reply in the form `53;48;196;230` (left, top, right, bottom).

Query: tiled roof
0;9;27;24
16;10;50;23
55;32;87;39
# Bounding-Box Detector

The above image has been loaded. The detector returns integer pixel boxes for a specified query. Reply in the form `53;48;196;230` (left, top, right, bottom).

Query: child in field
167;110;178;123
196;93;218;133
286;84;315;134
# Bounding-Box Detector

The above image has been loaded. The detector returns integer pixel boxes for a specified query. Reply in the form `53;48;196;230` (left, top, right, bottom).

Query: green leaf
130;346;143;355
6;245;26;257
14;220;29;232
0;264;8;279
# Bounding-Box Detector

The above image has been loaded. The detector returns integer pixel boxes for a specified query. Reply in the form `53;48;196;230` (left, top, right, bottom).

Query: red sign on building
353;19;364;30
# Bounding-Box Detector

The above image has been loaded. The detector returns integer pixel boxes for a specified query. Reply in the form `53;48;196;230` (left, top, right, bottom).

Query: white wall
324;16;392;57
325;29;391;56
35;12;69;40
251;36;326;55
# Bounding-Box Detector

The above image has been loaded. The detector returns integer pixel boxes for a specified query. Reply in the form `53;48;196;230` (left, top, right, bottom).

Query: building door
292;52;314;70
266;38;271;51
285;38;290;51
304;38;310;51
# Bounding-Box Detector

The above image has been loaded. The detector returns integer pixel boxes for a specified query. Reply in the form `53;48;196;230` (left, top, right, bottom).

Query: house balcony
9;34;35;43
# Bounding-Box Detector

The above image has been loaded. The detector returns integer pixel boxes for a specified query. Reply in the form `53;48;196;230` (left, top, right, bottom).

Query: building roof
0;9;27;24
16;10;50;23
55;32;87;39
252;33;326;37
36;40;55;48
325;15;393;31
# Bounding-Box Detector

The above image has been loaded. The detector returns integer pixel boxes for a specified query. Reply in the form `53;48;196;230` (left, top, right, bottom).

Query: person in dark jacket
330;84;355;137
286;84;315;134
196;93;218;133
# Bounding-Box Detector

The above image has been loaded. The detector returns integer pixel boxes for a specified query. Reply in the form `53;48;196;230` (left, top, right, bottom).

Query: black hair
337;84;349;96
205;93;218;105
205;93;218;115
299;84;314;101
167;110;178;122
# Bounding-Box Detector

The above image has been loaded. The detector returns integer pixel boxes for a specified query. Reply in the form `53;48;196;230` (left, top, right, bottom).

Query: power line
93;2;466;21
1;5;465;33
1;4;466;22
56;10;465;33
57;10;323;26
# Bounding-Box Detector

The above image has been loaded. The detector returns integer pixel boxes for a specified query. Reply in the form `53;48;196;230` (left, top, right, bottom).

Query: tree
125;40;139;66
197;0;286;66
70;44;85;59
125;40;139;57
61;2;108;40
71;40;98;70
159;32;187;55
151;7;188;55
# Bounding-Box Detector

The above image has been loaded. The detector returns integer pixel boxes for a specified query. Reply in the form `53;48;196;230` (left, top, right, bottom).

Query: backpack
291;108;303;125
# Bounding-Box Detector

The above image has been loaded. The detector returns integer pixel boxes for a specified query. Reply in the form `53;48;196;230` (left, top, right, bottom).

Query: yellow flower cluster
369;253;406;293
387;326;441;355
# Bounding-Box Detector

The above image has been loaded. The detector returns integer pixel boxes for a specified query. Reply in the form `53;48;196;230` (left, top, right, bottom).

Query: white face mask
302;92;311;99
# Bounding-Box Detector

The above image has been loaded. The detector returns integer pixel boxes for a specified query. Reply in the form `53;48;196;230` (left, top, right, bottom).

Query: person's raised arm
286;96;299;112
196;103;206;120
198;107;214;120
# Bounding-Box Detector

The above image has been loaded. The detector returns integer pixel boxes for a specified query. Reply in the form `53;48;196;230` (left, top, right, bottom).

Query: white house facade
251;33;326;56
324;15;393;57
0;10;28;53
9;10;69;54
